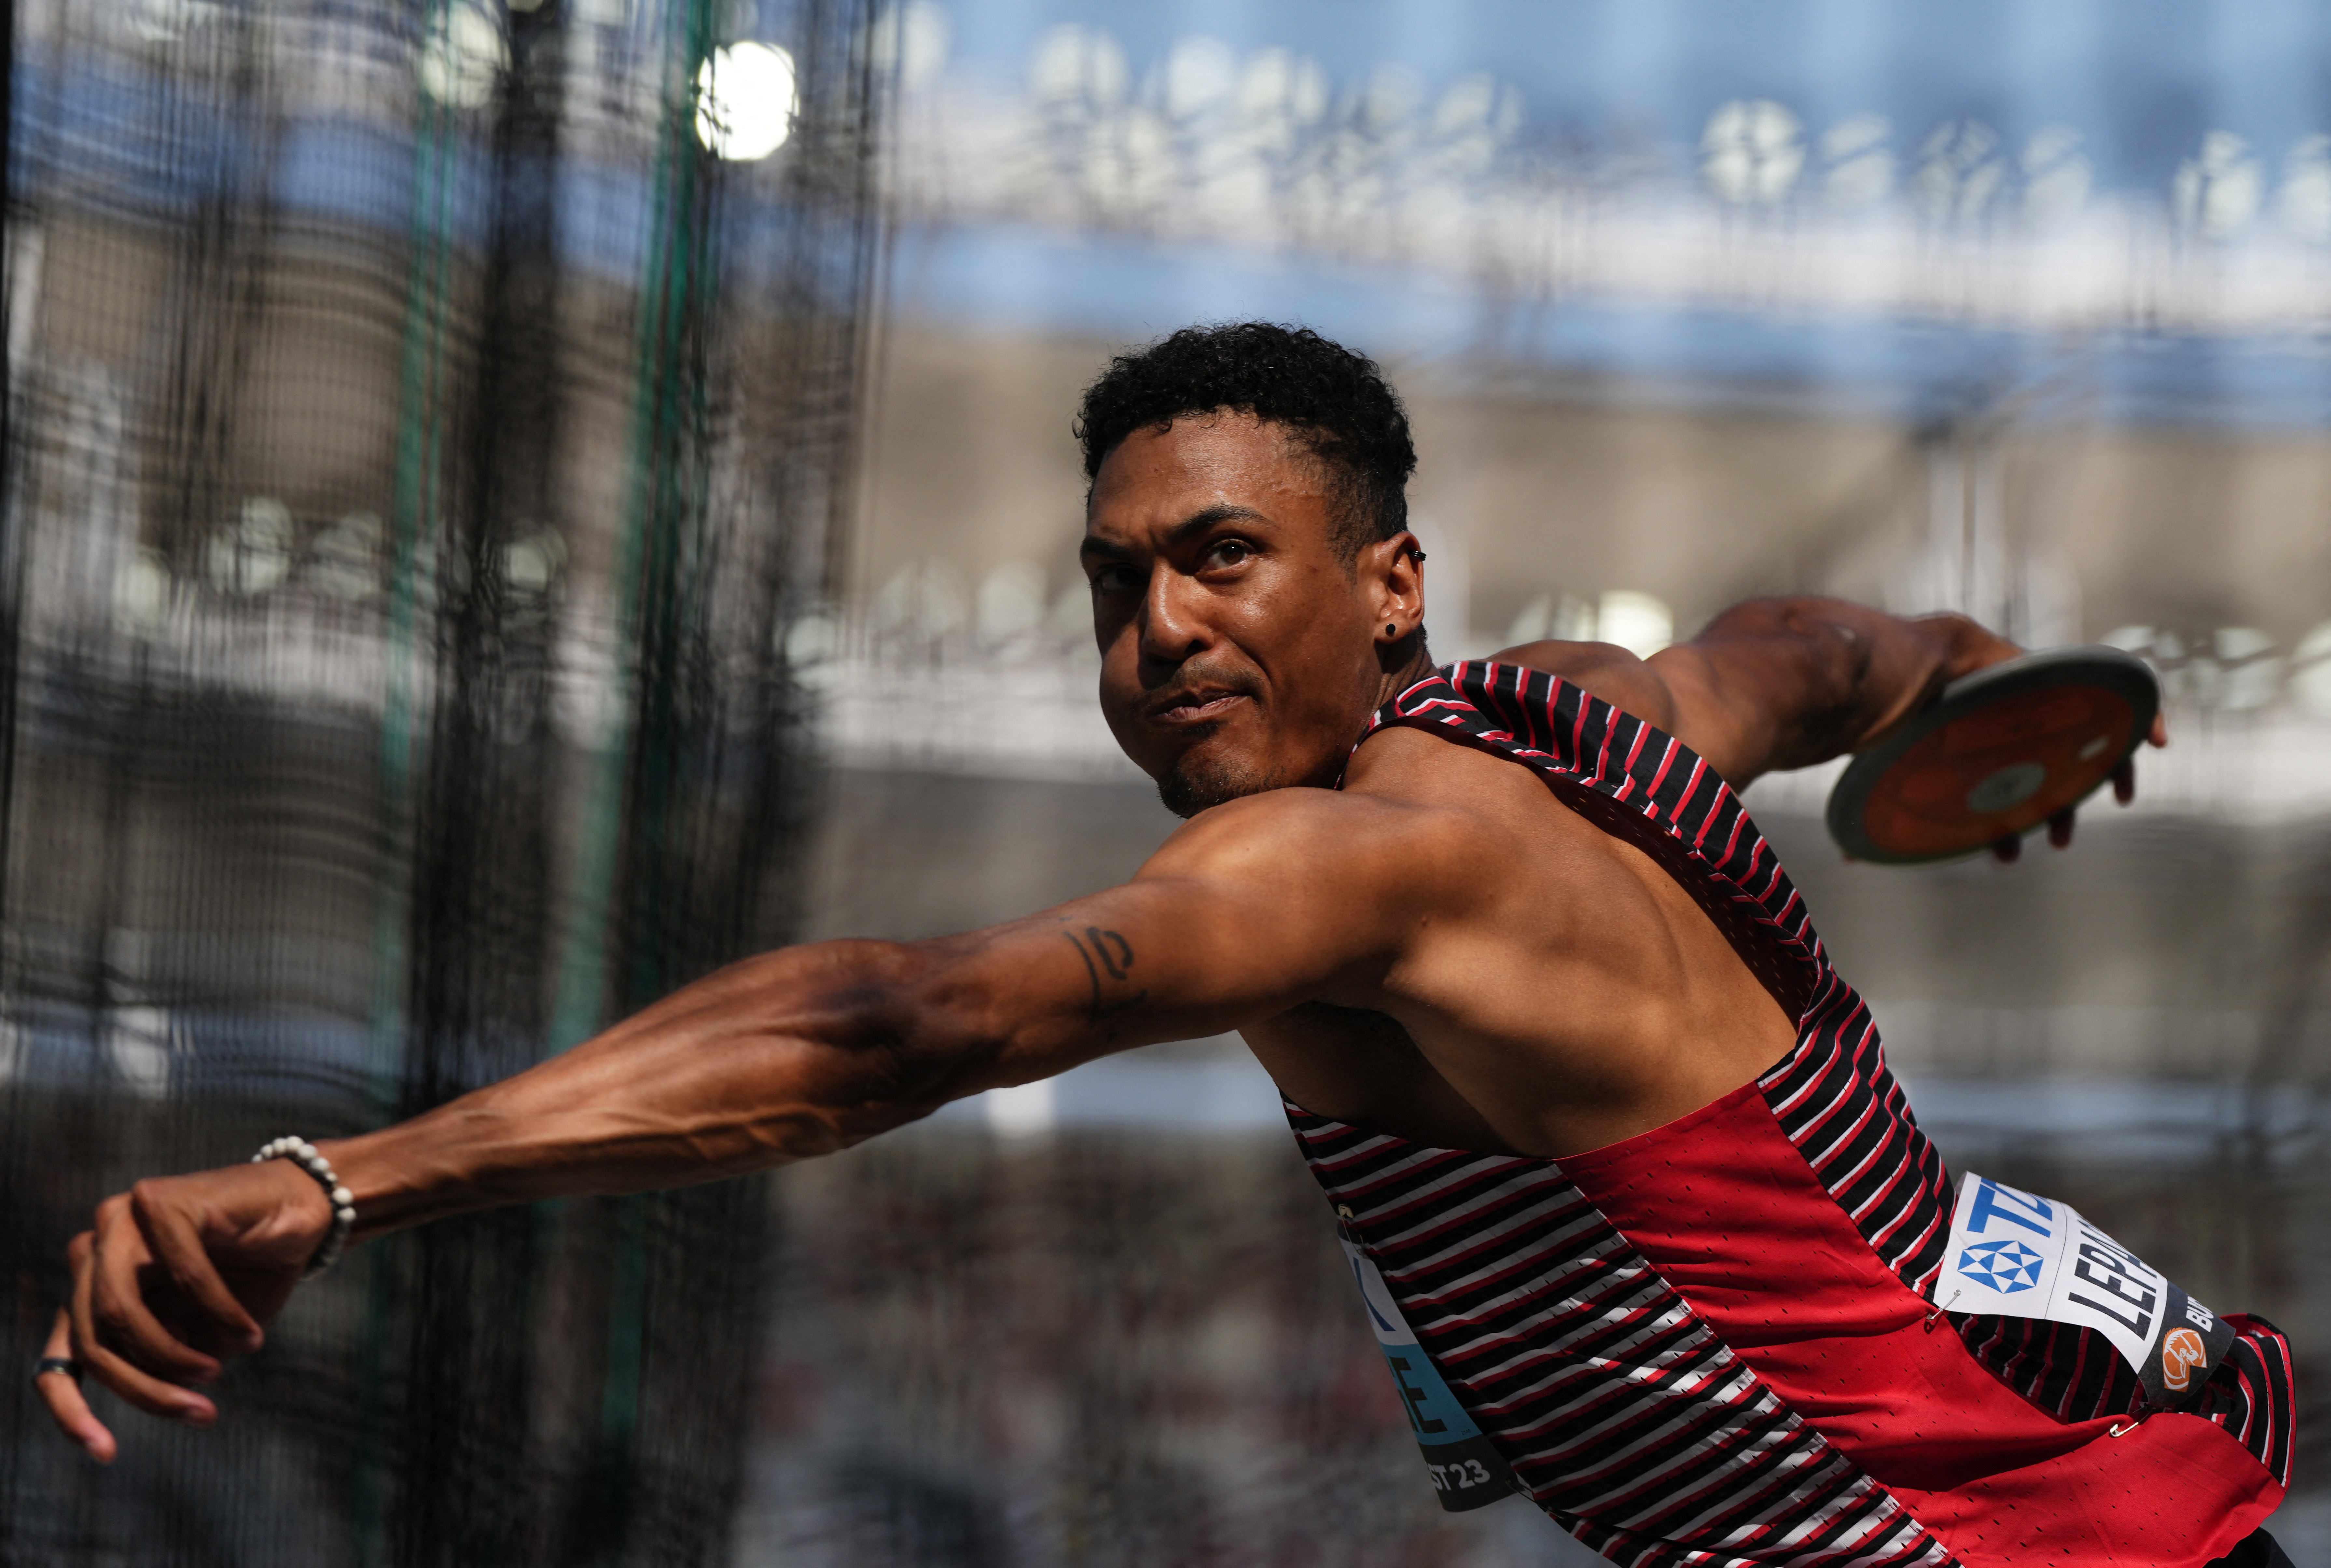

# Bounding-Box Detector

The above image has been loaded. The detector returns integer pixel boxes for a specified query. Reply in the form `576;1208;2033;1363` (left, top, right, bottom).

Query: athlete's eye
1203;539;1252;570
1091;564;1140;594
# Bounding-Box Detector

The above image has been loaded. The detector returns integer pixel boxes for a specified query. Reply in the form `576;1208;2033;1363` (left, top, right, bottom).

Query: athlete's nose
1136;559;1209;675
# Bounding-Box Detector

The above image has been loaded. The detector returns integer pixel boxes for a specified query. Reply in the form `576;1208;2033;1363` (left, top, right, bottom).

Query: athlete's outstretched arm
1502;595;2165;795
39;788;1443;1459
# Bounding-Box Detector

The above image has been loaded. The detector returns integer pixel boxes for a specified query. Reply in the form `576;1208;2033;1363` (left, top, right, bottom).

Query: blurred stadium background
6;1;2331;1564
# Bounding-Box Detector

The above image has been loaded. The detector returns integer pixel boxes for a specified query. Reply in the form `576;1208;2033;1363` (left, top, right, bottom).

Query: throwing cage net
1;0;881;1562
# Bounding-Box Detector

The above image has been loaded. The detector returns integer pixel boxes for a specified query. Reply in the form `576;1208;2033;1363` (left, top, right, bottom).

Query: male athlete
41;324;2291;1565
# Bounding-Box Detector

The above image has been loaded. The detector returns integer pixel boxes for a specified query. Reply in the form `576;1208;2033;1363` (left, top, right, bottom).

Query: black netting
1;1;880;1563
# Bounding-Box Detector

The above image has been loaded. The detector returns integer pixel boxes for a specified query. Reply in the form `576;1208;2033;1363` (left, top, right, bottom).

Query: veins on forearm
1061;925;1148;1024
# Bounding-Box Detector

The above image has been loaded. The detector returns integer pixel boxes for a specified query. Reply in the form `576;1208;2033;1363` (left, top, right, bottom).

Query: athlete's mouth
1144;687;1250;727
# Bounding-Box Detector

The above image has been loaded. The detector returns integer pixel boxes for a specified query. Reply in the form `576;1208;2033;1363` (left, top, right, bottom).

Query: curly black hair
1073;323;1417;560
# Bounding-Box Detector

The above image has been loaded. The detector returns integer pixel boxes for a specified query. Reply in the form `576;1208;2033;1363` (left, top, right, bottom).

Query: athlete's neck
1371;642;1439;710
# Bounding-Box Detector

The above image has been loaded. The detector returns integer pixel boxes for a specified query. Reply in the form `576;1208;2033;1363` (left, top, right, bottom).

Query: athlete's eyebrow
1079;505;1266;566
1163;504;1266;548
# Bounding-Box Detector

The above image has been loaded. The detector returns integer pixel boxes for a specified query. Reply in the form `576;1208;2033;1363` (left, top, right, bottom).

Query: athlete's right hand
38;1158;334;1461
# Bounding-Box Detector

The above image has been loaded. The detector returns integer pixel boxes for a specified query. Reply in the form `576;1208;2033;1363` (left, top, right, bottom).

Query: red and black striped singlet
1288;661;2293;1567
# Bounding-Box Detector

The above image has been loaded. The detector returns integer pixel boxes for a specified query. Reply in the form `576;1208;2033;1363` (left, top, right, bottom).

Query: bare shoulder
1495;639;1683;733
1493;638;1772;784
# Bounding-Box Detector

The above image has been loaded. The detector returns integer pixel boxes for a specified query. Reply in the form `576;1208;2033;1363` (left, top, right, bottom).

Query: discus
1825;647;2160;865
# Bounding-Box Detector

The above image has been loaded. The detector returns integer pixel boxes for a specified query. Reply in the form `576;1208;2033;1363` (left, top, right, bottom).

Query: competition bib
1938;1173;2235;1412
1335;1209;1518;1512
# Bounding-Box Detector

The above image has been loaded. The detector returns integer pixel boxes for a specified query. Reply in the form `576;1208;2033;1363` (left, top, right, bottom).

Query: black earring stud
1386;623;1397;636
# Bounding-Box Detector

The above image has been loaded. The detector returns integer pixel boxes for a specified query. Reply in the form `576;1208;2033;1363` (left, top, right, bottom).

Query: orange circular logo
2161;1327;2209;1392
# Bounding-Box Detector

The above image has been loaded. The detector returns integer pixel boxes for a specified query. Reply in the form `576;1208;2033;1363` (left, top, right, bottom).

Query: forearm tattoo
1062;925;1147;1024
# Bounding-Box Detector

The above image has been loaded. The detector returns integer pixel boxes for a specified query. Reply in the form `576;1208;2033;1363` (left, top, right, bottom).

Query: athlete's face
1082;412;1423;817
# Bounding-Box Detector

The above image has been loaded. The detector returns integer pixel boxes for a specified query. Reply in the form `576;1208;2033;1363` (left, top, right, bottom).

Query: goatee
1156;750;1284;818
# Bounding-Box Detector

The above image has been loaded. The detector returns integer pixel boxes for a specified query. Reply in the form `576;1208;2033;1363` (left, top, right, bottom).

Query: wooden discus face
1856;685;2137;859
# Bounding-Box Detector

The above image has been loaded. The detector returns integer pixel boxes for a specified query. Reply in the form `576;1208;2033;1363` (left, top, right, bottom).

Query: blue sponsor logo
1960;1237;2047;1293
1966;1178;2054;1239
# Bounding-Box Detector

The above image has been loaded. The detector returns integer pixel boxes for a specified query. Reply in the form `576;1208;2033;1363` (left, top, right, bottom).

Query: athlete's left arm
1501;594;2165;796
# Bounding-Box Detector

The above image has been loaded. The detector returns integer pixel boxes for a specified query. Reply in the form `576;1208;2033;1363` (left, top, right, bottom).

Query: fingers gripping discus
1826;647;2159;865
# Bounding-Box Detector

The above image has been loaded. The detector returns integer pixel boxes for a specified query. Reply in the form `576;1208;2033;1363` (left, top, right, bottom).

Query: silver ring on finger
34;1356;84;1385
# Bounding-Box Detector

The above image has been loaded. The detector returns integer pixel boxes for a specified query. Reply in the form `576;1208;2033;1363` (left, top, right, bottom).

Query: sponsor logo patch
2162;1326;2209;1392
1937;1173;2238;1412
1958;1237;2046;1293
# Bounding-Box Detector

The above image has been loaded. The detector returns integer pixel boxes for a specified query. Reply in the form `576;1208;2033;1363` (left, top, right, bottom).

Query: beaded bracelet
251;1137;357;1280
